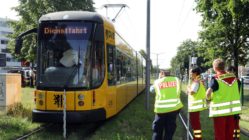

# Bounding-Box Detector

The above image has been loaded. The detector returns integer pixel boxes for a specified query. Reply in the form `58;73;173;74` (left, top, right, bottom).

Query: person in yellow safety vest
206;58;241;140
150;70;183;140
187;66;207;140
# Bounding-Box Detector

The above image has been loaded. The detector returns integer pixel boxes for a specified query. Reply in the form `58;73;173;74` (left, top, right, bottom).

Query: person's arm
188;81;199;95
206;88;213;101
206;77;218;100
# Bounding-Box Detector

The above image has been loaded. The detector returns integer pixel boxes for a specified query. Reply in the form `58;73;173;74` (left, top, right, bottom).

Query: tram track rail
15;123;53;140
179;111;249;139
15;122;103;140
241;127;249;137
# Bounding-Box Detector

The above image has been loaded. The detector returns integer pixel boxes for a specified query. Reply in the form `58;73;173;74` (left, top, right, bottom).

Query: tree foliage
8;0;95;62
195;0;249;75
170;39;208;79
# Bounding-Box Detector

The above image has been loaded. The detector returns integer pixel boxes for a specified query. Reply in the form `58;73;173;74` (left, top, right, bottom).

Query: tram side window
120;53;126;83
126;58;132;81
137;55;144;83
107;45;116;85
116;50;135;84
91;42;105;87
116;51;125;84
116;51;121;84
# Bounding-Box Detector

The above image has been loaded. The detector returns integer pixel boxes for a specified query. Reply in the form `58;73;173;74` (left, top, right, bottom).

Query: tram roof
39;11;105;24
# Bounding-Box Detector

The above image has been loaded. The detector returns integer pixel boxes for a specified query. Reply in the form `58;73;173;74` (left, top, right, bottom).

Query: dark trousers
152;110;179;140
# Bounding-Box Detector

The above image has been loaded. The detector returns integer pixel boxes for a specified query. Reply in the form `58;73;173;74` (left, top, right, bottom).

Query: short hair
213;58;225;71
191;66;202;75
160;70;170;76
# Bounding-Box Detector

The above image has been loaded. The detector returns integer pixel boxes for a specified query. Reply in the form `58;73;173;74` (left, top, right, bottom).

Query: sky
0;0;202;69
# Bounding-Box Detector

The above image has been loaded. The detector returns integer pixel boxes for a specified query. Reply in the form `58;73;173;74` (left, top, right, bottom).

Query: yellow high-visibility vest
154;76;183;113
188;79;207;112
209;73;241;117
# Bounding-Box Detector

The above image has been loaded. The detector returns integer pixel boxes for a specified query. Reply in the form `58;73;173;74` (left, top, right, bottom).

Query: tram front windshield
37;21;94;89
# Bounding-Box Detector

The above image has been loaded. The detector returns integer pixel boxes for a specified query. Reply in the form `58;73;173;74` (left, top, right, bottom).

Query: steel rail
16;124;52;140
179;112;194;140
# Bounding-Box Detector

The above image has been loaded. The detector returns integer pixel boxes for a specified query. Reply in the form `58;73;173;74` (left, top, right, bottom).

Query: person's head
159;70;170;78
212;58;225;73
190;66;202;79
159;70;165;78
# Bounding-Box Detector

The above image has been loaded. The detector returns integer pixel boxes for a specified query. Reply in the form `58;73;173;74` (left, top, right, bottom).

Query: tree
170;39;208;79
195;0;249;76
171;39;197;75
8;0;95;63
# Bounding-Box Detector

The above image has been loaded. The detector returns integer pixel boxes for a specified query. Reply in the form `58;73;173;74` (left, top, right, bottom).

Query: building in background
0;17;21;73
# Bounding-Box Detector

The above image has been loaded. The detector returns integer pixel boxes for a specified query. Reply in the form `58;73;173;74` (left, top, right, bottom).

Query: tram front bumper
32;108;106;123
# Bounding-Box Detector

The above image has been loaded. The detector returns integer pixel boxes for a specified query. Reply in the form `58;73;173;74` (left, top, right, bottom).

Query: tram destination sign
40;22;92;40
44;27;87;35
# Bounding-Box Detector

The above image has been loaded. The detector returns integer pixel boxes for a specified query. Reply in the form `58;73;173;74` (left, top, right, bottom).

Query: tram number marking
54;94;63;107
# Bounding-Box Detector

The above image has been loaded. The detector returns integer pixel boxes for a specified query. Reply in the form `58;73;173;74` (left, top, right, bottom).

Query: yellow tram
15;11;145;123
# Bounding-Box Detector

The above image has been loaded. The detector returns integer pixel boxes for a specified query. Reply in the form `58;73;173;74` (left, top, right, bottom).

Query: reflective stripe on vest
210;100;241;116
188;99;207;110
154;77;183;113
155;99;181;108
188;80;207;112
209;73;241;117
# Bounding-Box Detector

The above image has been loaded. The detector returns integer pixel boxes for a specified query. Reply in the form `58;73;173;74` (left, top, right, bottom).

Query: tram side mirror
15;37;23;54
15;28;37;54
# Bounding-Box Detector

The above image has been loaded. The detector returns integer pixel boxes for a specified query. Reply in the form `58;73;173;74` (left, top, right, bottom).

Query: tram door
106;45;116;117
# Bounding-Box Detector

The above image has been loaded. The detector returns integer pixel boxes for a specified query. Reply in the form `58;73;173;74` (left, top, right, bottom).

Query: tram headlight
78;101;84;106
78;94;84;100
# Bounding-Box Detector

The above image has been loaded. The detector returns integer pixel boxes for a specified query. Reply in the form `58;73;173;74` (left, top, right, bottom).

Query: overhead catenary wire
104;0;126;21
103;0;129;34
177;1;195;35
104;0;117;19
103;0;139;52
121;0;146;53
176;0;186;27
123;8;138;50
